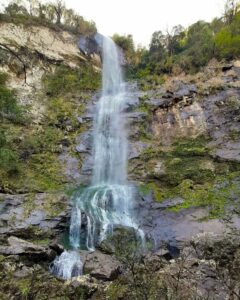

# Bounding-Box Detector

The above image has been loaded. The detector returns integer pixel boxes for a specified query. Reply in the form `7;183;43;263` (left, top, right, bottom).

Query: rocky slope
1;21;240;299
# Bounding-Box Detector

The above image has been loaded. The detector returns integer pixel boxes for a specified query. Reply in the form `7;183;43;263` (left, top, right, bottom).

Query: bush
44;65;100;97
215;12;240;59
0;72;24;123
0;130;20;176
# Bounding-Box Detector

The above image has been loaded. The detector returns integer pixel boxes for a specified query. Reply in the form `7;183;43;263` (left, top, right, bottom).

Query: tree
149;31;165;59
215;10;240;59
112;34;135;64
52;0;65;25
165;25;185;57
177;21;215;72
4;1;29;16
224;0;240;24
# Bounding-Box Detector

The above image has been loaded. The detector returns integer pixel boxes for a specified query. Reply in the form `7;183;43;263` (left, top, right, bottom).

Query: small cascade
49;250;82;280
50;36;144;279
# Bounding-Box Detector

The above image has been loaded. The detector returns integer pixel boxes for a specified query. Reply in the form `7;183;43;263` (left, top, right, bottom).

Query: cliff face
0;22;100;116
1;22;240;299
0;21;100;245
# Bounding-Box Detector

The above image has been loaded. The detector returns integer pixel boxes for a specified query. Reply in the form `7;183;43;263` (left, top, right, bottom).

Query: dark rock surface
0;236;55;262
134;189;240;250
83;250;121;280
0;193;70;241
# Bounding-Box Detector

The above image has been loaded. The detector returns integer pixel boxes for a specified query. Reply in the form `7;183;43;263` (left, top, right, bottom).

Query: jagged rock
129;141;148;159
0;236;55;262
0;193;70;240
222;64;233;72
59;152;82;183
127;111;148;122
76;131;93;153
49;243;65;255
84;250;121;280
150;198;184;210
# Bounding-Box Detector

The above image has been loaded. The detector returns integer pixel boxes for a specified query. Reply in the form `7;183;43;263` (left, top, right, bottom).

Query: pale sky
64;0;226;47
1;0;227;47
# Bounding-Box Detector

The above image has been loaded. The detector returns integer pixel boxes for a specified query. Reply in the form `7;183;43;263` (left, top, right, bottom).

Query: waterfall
50;36;143;279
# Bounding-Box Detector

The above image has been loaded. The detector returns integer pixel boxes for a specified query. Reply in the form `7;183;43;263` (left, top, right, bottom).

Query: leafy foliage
120;0;240;78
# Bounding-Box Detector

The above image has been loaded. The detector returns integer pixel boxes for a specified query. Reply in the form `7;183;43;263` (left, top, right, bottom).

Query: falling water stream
50;36;143;279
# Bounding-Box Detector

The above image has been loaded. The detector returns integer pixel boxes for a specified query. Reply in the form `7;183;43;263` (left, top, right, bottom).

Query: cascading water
50;36;143;279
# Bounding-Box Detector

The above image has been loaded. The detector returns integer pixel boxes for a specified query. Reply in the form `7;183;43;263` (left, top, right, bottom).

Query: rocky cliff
1;21;240;299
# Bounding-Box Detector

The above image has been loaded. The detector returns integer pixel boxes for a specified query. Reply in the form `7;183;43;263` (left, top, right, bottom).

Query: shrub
44;65;100;97
0;72;24;123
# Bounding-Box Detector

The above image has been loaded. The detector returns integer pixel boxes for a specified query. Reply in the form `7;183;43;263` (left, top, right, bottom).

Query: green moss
32;238;50;246
138;135;214;186
171;135;210;157
23;193;36;218
135;135;240;218
139;182;168;202
0;72;8;85
26;153;65;191
107;281;127;300
167;172;240;219
17;279;31;299
42;193;67;217
19;126;64;156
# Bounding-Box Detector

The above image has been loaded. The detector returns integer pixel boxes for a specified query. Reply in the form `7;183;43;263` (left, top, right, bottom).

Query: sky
1;0;227;47
63;0;226;47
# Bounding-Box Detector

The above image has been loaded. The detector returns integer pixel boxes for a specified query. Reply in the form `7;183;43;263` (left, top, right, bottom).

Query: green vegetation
114;0;240;80
168;176;240;219
44;65;100;97
0;72;25;183
0;53;97;193
0;72;24;123
0;0;97;36
136;135;240;218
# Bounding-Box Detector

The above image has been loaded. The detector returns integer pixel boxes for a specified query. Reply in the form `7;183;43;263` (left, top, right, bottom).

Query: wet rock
77;116;83;124
76;131;93;153
49;243;65;255
99;226;137;255
214;141;240;161
78;34;102;56
84;250;121;280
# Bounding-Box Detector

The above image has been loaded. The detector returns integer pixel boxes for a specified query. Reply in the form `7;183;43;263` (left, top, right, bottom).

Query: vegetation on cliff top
114;0;240;78
0;0;97;36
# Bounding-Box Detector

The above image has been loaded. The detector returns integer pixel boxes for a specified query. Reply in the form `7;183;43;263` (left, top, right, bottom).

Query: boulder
84;250;121;280
98;226;139;255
